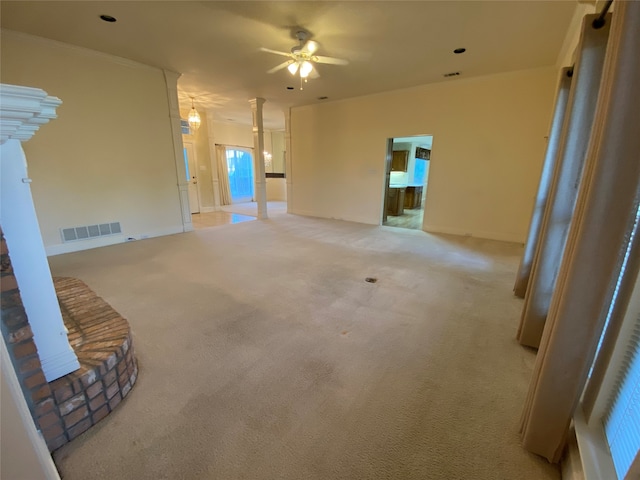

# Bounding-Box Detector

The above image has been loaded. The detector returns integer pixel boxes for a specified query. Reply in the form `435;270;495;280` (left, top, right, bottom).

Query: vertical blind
603;206;640;479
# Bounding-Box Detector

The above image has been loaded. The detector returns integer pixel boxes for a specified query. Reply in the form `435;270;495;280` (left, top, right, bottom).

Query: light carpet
49;214;558;479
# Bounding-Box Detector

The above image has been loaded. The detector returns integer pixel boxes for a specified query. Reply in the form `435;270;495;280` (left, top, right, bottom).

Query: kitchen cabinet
404;186;423;209
386;187;405;216
391;150;409;172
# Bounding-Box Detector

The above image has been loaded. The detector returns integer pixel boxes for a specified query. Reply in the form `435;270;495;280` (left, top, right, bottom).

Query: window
225;148;254;202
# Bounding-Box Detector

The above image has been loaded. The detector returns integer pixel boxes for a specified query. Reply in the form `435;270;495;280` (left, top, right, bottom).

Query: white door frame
183;140;201;214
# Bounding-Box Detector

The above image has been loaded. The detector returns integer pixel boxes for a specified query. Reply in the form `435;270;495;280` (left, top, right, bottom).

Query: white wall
0;31;183;254
290;66;558;242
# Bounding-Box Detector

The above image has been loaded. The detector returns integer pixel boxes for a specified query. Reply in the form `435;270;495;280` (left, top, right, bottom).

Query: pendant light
188;97;201;132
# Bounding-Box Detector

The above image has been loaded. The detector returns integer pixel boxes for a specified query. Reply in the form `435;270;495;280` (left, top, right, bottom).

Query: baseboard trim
45;225;184;256
422;223;524;244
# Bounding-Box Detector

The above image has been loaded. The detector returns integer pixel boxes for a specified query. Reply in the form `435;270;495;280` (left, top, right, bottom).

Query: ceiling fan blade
302;40;319;55
259;47;292;57
309;67;320;79
267;60;293;74
313;55;349;66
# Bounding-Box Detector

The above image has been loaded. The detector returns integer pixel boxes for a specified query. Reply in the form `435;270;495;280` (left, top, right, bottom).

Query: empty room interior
1;1;639;479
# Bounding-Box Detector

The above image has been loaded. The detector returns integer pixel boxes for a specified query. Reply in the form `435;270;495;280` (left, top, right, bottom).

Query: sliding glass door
226;148;254;203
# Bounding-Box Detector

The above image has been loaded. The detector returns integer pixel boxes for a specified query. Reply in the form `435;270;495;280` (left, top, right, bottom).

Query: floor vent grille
61;222;122;242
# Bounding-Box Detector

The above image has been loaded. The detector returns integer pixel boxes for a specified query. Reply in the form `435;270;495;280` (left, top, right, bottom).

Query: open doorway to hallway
382;135;432;230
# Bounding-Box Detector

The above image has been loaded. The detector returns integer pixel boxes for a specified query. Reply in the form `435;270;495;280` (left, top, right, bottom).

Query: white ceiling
0;1;577;130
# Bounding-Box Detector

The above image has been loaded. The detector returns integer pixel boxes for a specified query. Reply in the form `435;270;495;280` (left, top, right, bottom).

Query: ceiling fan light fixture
300;61;313;78
287;62;299;75
188;97;201;132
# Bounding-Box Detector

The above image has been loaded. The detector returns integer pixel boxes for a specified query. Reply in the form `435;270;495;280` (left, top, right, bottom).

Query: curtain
517;13;611;348
520;3;640;462
215;144;231;206
513;68;573;298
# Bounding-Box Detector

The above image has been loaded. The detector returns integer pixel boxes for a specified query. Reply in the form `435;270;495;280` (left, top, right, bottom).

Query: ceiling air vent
61;222;122;242
444;72;461;78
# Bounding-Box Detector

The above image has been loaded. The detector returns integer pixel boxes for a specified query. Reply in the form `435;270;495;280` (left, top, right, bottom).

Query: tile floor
384;207;424;230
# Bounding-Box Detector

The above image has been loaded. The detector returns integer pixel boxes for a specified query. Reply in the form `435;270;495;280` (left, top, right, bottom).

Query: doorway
226;148;254;203
382;135;432;230
183;142;200;214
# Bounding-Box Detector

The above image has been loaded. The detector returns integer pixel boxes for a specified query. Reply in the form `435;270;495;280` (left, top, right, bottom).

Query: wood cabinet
386;187;405;216
404;186;423;209
391;150;409;172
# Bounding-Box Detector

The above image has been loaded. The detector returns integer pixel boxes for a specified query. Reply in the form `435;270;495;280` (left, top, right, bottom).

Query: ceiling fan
260;30;348;88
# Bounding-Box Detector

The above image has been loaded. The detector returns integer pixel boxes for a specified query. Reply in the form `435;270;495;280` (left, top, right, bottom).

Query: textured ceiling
1;1;577;130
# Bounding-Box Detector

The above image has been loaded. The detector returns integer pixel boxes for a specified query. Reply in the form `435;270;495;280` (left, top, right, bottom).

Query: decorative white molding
0;85;80;381
0;84;62;144
284;108;293;214
249;98;268;220
162;70;193;232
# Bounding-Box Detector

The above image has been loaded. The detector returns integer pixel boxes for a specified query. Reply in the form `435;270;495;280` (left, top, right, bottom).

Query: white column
284;109;293;213
206;109;222;211
162;70;193;232
0;83;80;382
249;98;268;220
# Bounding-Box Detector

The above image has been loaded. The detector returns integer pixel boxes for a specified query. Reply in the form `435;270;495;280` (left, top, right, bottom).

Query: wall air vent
443;72;461;78
61;222;122;243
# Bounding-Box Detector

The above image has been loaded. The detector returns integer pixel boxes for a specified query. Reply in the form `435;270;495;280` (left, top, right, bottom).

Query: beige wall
0;31;183;254
290;66;558;242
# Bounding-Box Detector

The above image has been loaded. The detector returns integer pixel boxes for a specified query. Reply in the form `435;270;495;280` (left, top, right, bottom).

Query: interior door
183;143;200;214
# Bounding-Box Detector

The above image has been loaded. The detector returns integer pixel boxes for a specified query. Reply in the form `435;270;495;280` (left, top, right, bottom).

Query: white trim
422;223;524;243
1;29;162;72
45;225;184;256
1;339;62;480
573;407;617;480
199;207;217;213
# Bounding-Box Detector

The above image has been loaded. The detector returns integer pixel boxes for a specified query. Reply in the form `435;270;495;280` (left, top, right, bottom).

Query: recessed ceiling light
443;72;461;78
286;86;294;90
317;96;328;100
453;48;466;54
100;14;117;23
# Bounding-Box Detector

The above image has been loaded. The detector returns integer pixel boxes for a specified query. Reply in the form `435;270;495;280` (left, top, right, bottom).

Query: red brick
41;422;64;442
24;371;47;389
58;393;86;415
38;411;62;430
118;371;130;388
105;381;119;400
1;307;28;328
45;435;68;452
85;381;103;399
103;369;117;387
108;393;122;410
67;417;91;440
52;385;73;405
18;356;42;374
105;354;117;371
0;274;18;292
80;369;98;388
70;378;84;394
92;405;110;424
121;381;132;398
31;384;53;403
34;398;56;417
89;393;106;412
7;325;32;343
63;405;88;428
13;341;36;358
117;361;127;375
0;291;23;310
